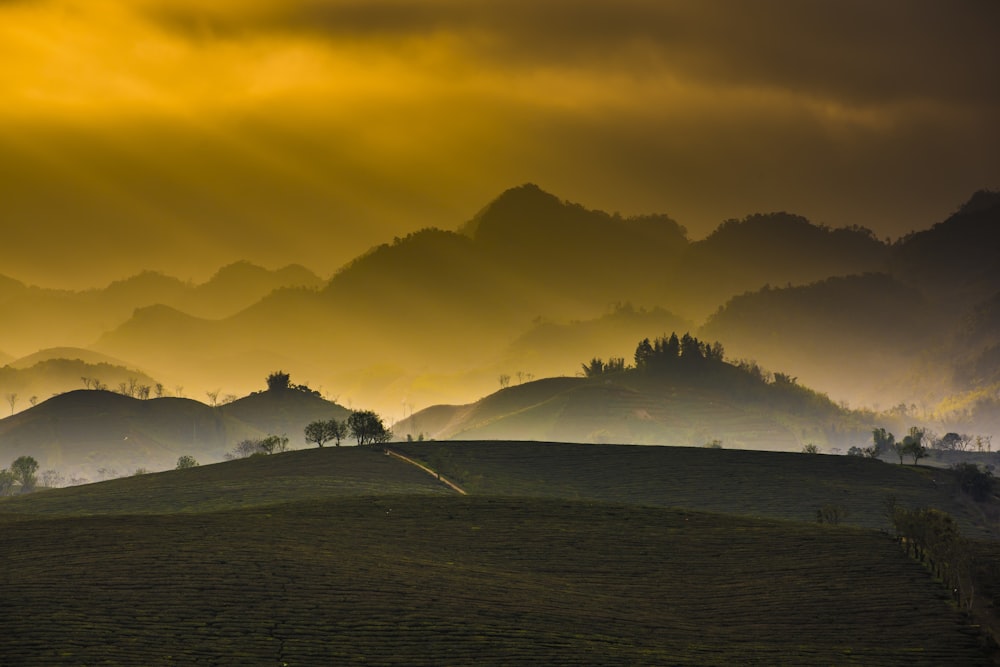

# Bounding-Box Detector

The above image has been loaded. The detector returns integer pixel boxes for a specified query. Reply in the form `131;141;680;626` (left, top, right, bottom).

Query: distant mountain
0;356;159;410
0;384;351;481
892;189;1000;315
699;273;933;407
7;347;133;370
676;213;889;320
0;262;323;357
87;184;1000;420
501;304;691;380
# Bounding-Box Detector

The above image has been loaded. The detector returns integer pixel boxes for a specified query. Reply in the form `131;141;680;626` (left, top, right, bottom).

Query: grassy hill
1;443;997;664
396;364;871;452
0;387;350;481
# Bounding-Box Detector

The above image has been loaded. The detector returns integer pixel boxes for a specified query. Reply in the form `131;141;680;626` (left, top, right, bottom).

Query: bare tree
28;396;38;407
5;393;17;415
206;390;220;407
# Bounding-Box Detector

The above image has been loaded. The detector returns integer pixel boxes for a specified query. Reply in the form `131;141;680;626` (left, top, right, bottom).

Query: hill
0;444;994;665
395;344;871;452
0;385;350;481
0;355;160;412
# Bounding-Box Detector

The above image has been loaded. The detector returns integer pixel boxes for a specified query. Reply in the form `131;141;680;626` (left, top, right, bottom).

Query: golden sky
1;0;997;287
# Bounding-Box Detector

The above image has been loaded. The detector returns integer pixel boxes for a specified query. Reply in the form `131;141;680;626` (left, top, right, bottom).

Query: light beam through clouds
0;0;996;286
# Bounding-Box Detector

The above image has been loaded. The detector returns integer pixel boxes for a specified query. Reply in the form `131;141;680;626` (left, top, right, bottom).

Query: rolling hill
394;355;871;452
0;385;351;481
0;443;996;665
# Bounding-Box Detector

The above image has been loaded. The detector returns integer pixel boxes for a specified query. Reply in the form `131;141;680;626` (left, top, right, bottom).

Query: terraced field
1;443;997;665
395;441;992;535
1;497;992;665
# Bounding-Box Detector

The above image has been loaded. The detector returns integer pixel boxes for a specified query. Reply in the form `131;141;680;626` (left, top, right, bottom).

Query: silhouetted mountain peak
956;189;1000;217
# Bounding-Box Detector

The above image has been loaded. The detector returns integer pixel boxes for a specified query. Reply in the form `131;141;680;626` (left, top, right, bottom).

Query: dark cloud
149;0;1000;107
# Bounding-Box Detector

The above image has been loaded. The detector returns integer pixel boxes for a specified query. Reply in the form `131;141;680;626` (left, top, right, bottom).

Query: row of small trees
304;411;392;448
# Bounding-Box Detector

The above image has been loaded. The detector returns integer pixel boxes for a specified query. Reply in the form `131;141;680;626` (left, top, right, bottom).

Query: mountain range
1;184;998;442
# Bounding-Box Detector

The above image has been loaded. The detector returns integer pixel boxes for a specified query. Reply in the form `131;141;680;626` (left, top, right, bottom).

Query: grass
395;441;993;536
1;442;997;665
0;496;991;666
0;447;453;516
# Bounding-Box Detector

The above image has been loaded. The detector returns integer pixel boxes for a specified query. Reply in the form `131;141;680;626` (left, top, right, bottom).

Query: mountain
892;189;1000;315
699;273;934;408
85;184;1000;420
675;213;889;320
0;384;351;481
0;357;159;411
0;262;323;357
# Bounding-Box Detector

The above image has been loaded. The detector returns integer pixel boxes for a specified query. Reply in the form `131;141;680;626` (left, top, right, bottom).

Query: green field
395;441;992;535
1;443;997;665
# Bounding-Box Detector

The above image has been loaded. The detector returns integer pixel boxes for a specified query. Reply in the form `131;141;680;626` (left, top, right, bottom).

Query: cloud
0;0;996;287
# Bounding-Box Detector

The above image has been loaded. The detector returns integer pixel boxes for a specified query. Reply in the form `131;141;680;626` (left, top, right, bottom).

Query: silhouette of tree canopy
348;410;392;446
266;371;291;392
633;332;724;374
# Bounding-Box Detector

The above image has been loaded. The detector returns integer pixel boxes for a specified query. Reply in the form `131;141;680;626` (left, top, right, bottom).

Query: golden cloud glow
0;0;996;287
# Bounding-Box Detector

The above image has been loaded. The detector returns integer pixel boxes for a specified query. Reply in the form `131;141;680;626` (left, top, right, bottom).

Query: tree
176;455;199;470
305;419;346;448
801;443;820;454
40;469;64;488
0;469;14;496
6;392;17;415
348;410;391;446
259;435;289;455
266;371;291;392
872;428;895;461
901;427;927;465
498;374;511;389
11;455;38;492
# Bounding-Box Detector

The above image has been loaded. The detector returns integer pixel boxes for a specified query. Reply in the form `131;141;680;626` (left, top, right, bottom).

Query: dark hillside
220;386;351;446
892;189;1000;314
395;441;993;537
0;447;453;516
0;496;990;665
0;390;257;480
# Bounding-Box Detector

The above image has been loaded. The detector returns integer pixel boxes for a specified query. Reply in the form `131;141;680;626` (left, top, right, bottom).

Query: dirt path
385;449;467;495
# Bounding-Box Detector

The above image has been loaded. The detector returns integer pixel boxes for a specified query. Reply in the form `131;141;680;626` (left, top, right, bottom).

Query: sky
0;0;997;288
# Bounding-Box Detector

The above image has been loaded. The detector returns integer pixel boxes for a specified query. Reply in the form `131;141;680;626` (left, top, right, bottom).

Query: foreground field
1;443;996;665
0;496;991;666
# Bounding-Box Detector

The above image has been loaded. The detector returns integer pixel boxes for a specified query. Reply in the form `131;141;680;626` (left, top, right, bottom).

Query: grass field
395;441;993;536
1;443;997;665
1;496;992;666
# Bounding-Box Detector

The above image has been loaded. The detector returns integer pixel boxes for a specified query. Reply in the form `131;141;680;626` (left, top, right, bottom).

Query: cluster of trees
304;411;392;448
263;371;323;398
888;501;975;610
848;427;928;464
581;333;725;378
225;435;290;459
0;455;38;495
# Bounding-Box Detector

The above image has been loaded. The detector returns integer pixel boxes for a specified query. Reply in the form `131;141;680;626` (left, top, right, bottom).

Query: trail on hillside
385;449;467;495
